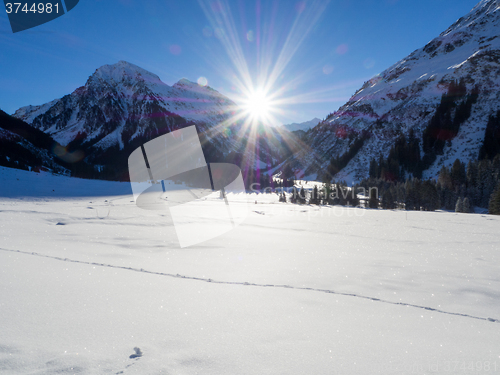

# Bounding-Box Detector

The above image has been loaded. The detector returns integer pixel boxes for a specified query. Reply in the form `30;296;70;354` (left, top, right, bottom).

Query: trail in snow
2;247;499;325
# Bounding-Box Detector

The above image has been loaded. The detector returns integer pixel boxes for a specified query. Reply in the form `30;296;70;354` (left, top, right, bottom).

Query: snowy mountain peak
470;0;500;17
440;0;500;37
174;78;197;87
91;60;162;85
172;78;218;93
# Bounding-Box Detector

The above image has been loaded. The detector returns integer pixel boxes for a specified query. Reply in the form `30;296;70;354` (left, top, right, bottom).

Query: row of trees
276;177;439;211
489;185;500;215
479;110;500;160
287;182;361;207
422;79;478;167
360;156;500;213
436;157;500;209
357;177;440;211
369;129;422;181
327;130;370;178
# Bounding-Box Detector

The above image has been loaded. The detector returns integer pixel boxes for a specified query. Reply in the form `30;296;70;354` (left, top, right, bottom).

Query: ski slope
0;166;499;374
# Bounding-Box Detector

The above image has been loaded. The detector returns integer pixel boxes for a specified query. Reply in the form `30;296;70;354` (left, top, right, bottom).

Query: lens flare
197;76;208;86
169;44;182;55
336;43;348;55
363;58;376;69
195;0;352;171
202;26;213;37
246;30;254;42
322;64;334;75
244;89;271;122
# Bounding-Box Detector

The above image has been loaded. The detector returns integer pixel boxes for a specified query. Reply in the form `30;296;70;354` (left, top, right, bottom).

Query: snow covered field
1;166;499;374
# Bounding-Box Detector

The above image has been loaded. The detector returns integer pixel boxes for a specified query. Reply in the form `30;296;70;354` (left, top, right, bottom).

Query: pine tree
405;179;415;210
462;197;471;213
298;187;307;204
323;183;331;205
310;185;320;205
405;178;424;210
381;189;395;209
479;110;500;160
396;182;405;207
489;183;500;215
290;186;298;204
437;166;458;210
451;159;466;188
328;183;339;205
455;197;463;213
420;180;440;211
466;160;479;205
337;183;347;206
346;186;360;207
369;158;378;179
478;159;496;207
368;187;379;209
414;179;423;210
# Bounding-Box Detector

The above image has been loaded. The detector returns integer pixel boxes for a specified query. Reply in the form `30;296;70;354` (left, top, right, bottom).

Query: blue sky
0;0;480;124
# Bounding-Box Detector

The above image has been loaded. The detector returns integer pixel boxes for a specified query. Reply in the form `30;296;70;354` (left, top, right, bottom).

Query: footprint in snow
129;347;143;359
115;348;143;374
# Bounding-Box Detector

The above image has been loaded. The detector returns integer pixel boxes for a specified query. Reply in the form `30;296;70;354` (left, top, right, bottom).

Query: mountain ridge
282;118;321;133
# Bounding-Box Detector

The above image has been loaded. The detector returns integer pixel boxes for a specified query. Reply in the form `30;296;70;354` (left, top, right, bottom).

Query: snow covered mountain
13;61;297;181
14;61;237;151
282;118;321;132
290;0;500;182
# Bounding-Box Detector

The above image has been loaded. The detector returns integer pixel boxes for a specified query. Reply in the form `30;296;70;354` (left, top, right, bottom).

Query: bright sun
244;89;271;123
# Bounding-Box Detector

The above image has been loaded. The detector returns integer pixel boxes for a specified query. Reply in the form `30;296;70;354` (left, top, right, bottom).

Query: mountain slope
0;110;68;174
292;0;500;182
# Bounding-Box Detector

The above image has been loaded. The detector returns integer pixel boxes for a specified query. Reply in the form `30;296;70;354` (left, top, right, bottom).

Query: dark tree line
479;110;500;161
489;184;500;215
287;181;360;206
357;177;440;211
0;137;44;172
357;156;500;213
422;80;478;167
327;130;370;178
0;110;69;173
369;129;422;181
436;157;500;212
